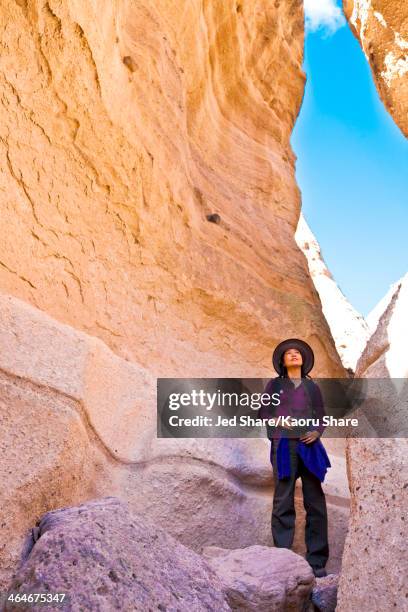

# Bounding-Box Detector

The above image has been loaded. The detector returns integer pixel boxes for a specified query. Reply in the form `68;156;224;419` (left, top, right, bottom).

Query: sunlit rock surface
0;0;345;377
0;0;350;589
337;437;408;610
338;273;408;609
296;213;370;371
0;293;348;588
6;498;230;611
356;272;408;377
344;0;408;136
318;3;408;585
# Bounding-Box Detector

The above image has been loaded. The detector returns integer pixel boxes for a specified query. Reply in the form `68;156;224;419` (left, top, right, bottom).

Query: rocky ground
0;0;407;609
4;497;342;612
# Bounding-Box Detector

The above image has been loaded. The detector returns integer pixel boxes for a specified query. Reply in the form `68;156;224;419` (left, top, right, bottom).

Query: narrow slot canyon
0;1;406;610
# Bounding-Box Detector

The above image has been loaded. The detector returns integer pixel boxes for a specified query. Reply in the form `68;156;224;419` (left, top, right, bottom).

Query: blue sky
291;1;408;317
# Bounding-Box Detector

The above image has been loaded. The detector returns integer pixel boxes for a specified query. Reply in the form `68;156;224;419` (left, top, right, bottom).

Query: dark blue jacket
260;377;331;482
272;437;331;482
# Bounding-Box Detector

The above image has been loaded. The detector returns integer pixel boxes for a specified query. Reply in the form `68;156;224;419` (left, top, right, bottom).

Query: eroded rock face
337;438;408;610
0;0;344;378
0;0;348;591
120;449;349;574
356;272;408;377
343;0;408;136
5;498;230;612
296;213;370;372
338;272;408;609
0;297;103;589
0;292;349;588
202;544;314;611
0;378;96;592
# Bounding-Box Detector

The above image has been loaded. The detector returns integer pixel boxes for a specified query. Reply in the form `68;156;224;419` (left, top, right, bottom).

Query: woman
259;338;331;578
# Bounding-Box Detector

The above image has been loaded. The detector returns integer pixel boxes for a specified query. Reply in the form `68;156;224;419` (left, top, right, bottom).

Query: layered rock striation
0;293;349;588
0;0;344;377
0;0;350;589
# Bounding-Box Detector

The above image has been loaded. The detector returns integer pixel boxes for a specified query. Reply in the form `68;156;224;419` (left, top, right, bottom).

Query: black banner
156;378;408;438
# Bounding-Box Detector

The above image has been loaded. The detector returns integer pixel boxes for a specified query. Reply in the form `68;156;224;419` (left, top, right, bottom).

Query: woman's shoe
312;567;327;578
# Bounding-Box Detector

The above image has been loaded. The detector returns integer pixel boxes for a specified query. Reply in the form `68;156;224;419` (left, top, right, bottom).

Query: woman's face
283;348;303;368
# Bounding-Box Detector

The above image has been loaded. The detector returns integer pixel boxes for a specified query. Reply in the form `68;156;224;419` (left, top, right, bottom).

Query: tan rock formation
356;272;408;377
337;272;408;609
0;0;344;378
343;0;408;136
296;213;370;371
202;544;315;610
0;0;349;592
0;292;348;588
5;497;231;611
0;375;97;593
339;5;408;598
337;438;408;610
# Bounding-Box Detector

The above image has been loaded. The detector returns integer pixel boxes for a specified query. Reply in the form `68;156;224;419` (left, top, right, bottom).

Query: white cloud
304;0;346;35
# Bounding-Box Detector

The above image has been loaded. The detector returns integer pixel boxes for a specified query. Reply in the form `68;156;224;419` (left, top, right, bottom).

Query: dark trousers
271;439;329;569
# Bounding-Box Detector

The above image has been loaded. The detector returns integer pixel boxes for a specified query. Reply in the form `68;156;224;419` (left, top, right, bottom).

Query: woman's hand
280;421;294;431
300;430;320;444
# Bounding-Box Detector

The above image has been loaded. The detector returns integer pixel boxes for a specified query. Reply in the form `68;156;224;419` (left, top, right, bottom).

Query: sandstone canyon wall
339;4;408;607
357;272;408;378
0;0;344;377
333;7;408;607
296;213;370;372
0;0;349;590
337;273;408;609
344;0;408;136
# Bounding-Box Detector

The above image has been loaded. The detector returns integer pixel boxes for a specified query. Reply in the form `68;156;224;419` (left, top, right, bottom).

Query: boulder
202;544;314;611
5;497;230;612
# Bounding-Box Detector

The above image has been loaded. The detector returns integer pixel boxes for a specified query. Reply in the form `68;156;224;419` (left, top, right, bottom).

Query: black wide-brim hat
272;338;314;375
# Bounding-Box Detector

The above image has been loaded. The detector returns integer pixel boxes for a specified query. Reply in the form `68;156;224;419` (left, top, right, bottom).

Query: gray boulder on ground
5;497;230;612
202;544;315;611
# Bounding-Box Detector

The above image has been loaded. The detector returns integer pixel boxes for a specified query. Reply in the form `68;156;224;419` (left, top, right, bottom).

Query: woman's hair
278;351;312;379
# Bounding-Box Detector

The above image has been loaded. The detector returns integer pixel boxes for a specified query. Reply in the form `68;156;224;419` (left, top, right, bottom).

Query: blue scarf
271;437;331;482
